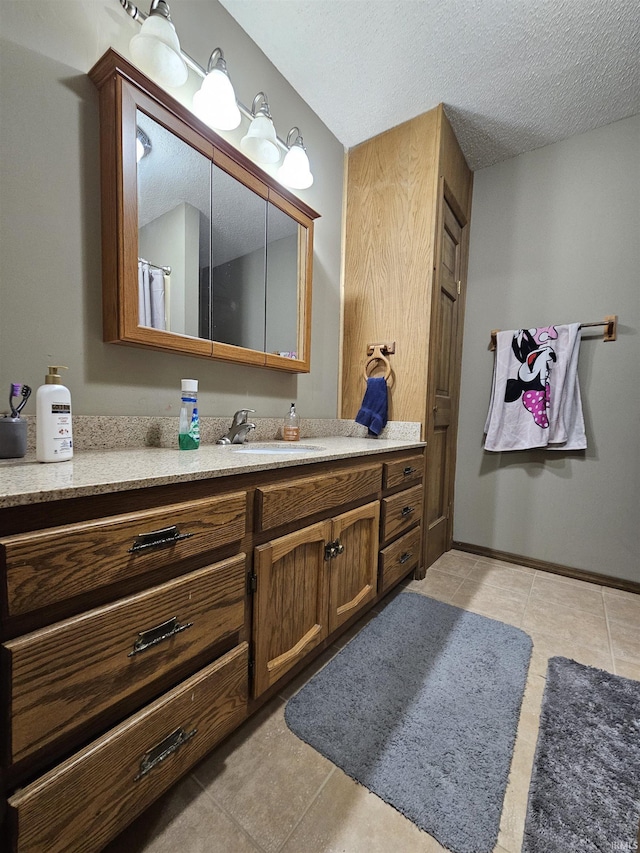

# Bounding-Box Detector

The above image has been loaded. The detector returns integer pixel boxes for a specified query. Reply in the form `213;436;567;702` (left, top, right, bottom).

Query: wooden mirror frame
89;49;319;373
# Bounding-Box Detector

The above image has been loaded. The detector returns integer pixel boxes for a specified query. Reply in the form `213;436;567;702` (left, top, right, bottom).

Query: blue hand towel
355;377;388;436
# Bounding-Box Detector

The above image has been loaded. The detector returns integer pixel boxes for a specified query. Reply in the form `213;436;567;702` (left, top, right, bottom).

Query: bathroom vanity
0;437;424;852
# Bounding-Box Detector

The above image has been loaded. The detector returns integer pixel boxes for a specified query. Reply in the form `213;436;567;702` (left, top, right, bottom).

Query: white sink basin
230;443;325;455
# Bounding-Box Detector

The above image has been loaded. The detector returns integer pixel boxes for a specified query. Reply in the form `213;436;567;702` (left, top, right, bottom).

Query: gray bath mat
522;656;640;853
285;592;532;853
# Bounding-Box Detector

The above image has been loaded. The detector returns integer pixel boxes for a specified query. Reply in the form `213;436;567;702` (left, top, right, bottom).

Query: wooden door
328;502;380;634
252;521;331;696
425;185;468;567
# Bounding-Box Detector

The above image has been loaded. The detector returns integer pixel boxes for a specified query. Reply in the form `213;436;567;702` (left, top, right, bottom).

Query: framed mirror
89;49;318;372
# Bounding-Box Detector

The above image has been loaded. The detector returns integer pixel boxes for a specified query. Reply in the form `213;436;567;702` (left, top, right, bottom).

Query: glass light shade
192;68;241;131
130;13;188;88
278;144;314;189
240;114;280;164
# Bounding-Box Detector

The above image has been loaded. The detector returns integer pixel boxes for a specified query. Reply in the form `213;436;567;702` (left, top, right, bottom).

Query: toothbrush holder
0;417;27;459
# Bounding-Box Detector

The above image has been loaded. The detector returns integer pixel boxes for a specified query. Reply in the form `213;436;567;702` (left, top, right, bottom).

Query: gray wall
455;115;640;584
0;0;344;420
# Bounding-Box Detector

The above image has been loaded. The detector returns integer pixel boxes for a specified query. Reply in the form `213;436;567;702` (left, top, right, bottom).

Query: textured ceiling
219;0;640;171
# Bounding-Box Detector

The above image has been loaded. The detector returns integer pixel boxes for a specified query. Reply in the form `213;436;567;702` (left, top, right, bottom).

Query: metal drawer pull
134;726;197;781
399;551;413;564
128;525;193;553
403;466;417;476
128;616;193;657
401;505;415;517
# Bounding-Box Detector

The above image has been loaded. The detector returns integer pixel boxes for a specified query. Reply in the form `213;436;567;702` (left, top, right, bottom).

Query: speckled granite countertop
0;436;425;508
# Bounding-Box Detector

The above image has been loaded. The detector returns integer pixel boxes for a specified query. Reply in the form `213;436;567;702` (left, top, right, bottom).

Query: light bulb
278;143;313;189
241;114;280;164
129;5;188;88
192;67;241;131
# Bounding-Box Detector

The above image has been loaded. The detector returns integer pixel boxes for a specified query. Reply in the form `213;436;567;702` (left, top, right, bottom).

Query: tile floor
106;550;640;853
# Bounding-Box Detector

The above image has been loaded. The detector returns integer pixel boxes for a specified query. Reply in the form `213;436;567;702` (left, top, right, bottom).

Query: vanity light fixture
192;48;241;131
136;127;152;162
277;127;314;189
129;0;188;88
117;0;315;188
240;92;281;165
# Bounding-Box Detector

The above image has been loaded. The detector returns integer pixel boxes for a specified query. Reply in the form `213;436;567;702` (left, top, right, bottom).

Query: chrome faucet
216;409;256;444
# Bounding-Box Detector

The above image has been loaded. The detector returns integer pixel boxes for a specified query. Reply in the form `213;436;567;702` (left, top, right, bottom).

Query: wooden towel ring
363;351;392;382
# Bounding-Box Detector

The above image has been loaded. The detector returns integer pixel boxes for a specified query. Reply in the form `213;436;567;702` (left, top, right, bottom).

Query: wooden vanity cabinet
0;445;424;852
250;453;423;698
252;462;383;697
0;486;250;853
379;456;424;592
252;500;380;697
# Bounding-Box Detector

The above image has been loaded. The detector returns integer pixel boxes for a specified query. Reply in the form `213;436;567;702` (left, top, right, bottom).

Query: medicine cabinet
89;49;319;372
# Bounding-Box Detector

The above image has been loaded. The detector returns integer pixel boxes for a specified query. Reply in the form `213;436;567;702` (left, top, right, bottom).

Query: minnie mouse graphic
505;327;558;428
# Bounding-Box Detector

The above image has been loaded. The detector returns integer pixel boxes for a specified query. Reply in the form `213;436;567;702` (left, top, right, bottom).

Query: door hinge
248;658;254;679
247;571;257;594
457;280;461;295
324;538;345;560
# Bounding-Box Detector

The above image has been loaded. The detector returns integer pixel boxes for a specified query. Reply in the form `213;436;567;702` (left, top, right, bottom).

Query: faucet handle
232;408;256;426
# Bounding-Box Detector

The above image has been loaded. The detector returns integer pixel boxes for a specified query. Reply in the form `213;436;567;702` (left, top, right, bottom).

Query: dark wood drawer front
7;643;248;853
1;492;247;617
381;485;423;543
256;463;382;530
380;526;422;591
383;455;424;490
4;555;246;765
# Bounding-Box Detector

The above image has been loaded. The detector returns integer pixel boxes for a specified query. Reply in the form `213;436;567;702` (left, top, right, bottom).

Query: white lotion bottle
36;366;73;462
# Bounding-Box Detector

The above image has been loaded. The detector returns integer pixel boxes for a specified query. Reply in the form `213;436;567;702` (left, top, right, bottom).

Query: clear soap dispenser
283;402;300;441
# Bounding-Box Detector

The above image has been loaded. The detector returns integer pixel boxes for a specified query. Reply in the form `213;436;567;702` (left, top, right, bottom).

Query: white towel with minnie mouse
484;324;586;451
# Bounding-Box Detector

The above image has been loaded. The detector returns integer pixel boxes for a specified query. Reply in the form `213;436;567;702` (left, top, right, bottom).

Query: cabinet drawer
256;463;382;531
7;643;248;853
3;554;246;766
1;491;247;617
383;455;424;490
381;484;423;543
380;526;422;592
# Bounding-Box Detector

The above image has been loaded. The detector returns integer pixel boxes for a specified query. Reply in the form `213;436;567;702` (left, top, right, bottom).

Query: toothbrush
15;384;31;415
9;383;20;418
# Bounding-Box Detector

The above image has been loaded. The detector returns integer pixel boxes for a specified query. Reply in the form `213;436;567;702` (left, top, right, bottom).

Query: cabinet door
425;187;467;566
253;521;331;696
328;502;379;634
